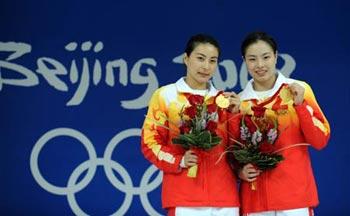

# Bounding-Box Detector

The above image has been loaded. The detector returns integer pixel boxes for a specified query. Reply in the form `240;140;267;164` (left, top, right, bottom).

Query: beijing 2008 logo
30;128;163;216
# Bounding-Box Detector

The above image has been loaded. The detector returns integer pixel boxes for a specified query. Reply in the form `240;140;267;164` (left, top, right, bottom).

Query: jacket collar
240;71;294;100
175;77;218;97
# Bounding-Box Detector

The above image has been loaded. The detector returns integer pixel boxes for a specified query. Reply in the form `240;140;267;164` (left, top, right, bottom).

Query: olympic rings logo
30;128;163;216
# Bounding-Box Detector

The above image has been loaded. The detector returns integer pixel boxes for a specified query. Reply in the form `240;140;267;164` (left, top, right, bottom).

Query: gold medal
215;94;230;108
280;87;293;103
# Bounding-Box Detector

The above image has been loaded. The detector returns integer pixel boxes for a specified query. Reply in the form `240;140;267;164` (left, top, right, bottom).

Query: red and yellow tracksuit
141;78;240;209
229;73;330;214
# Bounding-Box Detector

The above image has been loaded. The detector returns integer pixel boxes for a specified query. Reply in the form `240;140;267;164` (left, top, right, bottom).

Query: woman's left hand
223;92;240;113
289;83;305;105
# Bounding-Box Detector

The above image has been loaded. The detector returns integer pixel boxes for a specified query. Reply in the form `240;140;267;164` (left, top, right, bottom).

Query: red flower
207;103;217;114
265;118;275;131
259;142;274;153
173;93;222;154
244;115;257;133
252;106;266;117
205;120;218;134
232;109;283;172
184;105;197;119
180;123;191;134
188;94;204;106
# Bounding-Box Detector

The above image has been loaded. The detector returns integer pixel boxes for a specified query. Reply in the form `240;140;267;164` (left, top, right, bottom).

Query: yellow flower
240;101;253;115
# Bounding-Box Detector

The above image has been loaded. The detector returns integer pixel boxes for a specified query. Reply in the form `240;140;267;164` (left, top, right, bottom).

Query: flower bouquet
172;93;229;178
229;105;284;189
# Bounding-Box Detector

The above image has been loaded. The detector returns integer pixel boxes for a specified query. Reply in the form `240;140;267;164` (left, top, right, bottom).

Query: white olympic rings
30;127;163;216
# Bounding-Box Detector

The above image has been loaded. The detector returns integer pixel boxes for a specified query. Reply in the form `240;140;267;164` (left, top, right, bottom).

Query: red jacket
141;78;240;209
229;74;330;214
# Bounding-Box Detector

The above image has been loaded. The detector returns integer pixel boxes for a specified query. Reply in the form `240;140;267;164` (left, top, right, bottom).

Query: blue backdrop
1;0;349;215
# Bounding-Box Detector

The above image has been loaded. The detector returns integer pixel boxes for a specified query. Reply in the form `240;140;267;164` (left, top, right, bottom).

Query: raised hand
288;83;305;105
223;92;240;113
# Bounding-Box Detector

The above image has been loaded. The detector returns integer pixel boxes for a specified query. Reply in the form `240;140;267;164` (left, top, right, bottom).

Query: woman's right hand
223;92;240;113
183;150;198;168
239;163;261;182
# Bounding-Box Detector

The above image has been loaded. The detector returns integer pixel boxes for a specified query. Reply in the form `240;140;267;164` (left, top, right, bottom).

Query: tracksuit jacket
229;72;330;214
141;77;240;209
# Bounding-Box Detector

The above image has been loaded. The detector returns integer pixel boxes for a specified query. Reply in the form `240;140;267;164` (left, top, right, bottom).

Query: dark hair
241;31;277;58
185;34;221;57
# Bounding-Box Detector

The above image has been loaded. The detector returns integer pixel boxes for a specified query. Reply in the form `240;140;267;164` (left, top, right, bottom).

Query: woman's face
184;43;219;89
244;40;277;89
